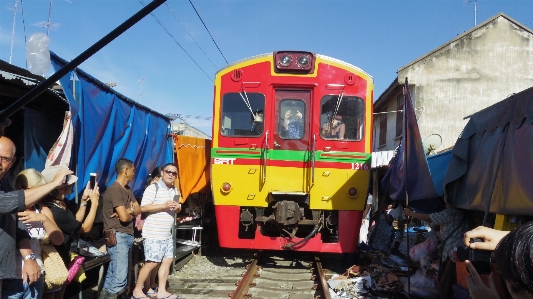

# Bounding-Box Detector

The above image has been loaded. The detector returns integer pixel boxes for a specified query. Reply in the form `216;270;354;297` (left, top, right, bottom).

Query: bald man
0;136;73;294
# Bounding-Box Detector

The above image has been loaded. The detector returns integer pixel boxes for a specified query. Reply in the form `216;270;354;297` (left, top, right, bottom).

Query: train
211;51;373;253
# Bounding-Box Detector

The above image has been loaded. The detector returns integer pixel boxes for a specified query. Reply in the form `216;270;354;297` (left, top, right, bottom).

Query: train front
211;51;373;253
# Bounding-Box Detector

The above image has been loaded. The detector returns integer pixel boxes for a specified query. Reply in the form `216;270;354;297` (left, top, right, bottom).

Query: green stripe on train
211;148;371;163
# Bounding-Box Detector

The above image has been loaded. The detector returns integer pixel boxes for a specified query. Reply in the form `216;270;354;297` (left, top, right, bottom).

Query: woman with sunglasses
465;223;533;299
132;163;181;299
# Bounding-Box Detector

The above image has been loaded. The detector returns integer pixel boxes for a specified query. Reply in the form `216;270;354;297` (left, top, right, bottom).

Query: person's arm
362;204;371;219
78;185;99;233
141;201;178;213
75;182;92;221
115;205;134;223
18;238;40;284
339;123;346;139
18;207;64;246
464;226;510;251
403;208;432;222
283;110;291;130
466;261;499;299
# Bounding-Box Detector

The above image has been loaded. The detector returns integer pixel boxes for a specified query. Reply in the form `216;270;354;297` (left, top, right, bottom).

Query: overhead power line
164;3;219;69
139;0;212;82
188;0;228;65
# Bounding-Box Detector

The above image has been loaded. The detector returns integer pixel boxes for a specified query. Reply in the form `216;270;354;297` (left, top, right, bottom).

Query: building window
396;94;404;137
379;113;387;147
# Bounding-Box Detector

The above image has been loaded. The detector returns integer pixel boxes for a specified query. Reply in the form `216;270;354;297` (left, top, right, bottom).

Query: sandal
156;294;179;299
146;288;158;296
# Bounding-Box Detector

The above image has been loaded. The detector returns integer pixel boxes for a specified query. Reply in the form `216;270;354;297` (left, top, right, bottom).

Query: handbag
41;236;69;292
66;253;85;285
104;228;117;247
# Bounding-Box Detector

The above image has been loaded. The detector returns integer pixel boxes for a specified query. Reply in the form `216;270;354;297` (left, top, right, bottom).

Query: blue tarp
50;51;174;197
427;150;452;196
24;107;65;171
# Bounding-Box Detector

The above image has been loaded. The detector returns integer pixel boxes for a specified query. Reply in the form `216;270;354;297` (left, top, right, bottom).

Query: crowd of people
0;119;182;299
358;192;533;299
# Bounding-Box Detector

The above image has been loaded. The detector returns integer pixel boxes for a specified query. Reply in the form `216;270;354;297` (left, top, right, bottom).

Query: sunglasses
164;170;178;176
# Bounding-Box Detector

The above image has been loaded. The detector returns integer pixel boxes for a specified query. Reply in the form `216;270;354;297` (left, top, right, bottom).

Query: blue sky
1;0;532;135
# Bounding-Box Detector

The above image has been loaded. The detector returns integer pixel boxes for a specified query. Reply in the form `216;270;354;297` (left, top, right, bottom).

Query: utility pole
465;0;477;26
138;75;148;102
9;0;19;64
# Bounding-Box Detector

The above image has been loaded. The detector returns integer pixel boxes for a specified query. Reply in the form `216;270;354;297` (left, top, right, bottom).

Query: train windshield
320;95;365;141
221;92;265;137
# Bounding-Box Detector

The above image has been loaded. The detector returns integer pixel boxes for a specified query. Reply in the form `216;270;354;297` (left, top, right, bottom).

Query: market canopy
444;85;533;216
175;136;211;201
50;51;174;198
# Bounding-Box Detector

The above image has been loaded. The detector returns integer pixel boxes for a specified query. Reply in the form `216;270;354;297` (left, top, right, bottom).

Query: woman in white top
2;169;64;299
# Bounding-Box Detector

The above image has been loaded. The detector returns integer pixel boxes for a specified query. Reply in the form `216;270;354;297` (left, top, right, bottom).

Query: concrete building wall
373;91;403;152
398;15;533;150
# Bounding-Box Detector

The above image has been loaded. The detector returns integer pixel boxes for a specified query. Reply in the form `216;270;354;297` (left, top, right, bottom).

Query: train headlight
273;51;315;74
297;55;310;68
348;187;358;198
221;182;232;193
279;55;292;67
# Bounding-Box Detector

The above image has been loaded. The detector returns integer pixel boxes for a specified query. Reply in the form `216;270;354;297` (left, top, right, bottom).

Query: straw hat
42;165;78;185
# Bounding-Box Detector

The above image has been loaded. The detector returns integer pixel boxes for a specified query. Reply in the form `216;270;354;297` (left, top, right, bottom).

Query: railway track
168;252;334;299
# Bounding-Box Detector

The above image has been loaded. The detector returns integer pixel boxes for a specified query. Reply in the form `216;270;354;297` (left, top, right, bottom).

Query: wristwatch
81;202;88;207
23;253;36;261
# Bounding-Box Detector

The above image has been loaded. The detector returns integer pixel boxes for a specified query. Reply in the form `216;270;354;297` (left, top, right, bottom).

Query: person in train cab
321;114;345;139
281;103;304;139
250;110;264;136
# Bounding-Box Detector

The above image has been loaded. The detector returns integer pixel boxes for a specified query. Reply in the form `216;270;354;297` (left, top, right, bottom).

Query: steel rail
314;256;331;299
230;258;259;299
0;0;167;121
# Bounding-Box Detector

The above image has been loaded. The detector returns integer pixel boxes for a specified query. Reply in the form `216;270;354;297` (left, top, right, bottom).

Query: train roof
215;52;373;82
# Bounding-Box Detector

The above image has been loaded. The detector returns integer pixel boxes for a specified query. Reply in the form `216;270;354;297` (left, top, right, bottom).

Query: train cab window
221;93;265;137
320;95;365;141
279;99;305;139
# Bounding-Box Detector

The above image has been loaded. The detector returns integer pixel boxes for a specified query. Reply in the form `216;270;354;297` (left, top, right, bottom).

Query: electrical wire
164;3;219;69
139;0;213;82
188;0;228;65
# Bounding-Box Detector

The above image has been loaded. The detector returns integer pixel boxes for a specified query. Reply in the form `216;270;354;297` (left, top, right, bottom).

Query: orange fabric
175;136;211;202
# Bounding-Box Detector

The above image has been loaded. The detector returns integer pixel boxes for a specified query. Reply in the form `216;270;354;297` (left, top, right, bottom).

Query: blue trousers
1;277;44;299
103;232;133;294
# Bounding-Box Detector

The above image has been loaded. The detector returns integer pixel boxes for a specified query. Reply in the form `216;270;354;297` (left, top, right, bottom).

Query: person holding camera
131;163;181;299
403;204;468;299
321;114;346;139
281;102;304;139
464;224;533;299
41;165;100;299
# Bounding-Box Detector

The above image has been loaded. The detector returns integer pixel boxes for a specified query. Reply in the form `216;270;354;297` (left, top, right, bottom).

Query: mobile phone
173;194;180;203
90;173;97;189
64;174;70;184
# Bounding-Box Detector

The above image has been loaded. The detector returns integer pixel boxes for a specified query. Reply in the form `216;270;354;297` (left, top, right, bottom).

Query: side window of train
279;99;305;140
320;95;365;141
221;93;265;137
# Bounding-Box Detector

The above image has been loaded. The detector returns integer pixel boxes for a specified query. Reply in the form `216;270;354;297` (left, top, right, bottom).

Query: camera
90;173;97;189
456;238;493;274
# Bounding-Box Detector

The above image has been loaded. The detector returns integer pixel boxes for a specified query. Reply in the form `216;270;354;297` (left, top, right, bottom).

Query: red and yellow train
211;51;373;253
